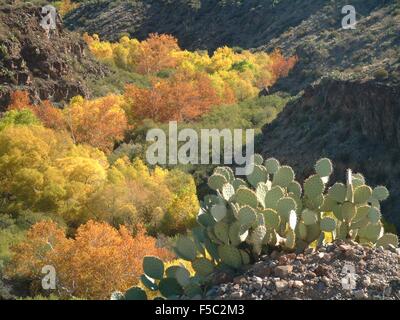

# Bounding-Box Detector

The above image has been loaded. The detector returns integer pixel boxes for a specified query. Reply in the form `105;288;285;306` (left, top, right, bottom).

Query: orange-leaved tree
124;72;224;123
6;220;174;300
64;95;129;153
128;33;180;75
270;49;298;83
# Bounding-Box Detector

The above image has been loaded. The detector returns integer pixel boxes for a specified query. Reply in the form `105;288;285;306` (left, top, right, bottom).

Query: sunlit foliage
6;220;174;299
85;33;297;103
64;95;128;153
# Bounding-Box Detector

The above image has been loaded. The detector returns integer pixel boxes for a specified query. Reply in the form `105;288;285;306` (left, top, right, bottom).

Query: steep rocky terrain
264;0;400;93
64;0;400;92
260;77;400;230
215;240;400;300
0;1;108;110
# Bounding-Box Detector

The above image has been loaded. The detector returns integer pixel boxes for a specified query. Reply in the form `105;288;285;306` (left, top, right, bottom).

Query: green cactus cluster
118;156;398;300
114;256;205;300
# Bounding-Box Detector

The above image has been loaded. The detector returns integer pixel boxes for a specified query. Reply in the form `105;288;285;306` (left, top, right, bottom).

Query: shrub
374;68;389;80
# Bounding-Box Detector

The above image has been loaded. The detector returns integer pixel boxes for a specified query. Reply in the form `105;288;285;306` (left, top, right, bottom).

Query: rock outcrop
0;2;108;110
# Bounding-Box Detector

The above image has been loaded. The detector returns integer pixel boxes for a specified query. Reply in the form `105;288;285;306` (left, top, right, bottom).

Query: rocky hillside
215;240;400;300
0;1;108;110
64;0;400;93
260;77;400;230
264;0;400;93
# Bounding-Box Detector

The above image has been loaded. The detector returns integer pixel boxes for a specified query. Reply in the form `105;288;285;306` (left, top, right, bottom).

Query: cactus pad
175;267;191;287
320;217;337;232
359;223;383;243
273;165;295;187
210;204;227;222
288;181;302;198
247;164;268;188
304;194;324;210
315;158;333;178
264;186;285;209
235;186;258;207
298;222;308;240
302;209;318;225
140;274;158;291
264;157;280;174
354;185;372;204
256;182;268;208
232;178;247;190
208;174;227;191
240;250;251;265
218;245;242;269
277;197;297;220
214;222;230;244
304;174;324;199
124;287;147;300
262;208;281;229
250;225;267;255
253;154;264;165
159;278;184;298
328;183;347;203
221;183;235;201
368;206;381;224
214;166;234;182
372;186;389;201
341;201;356;222
376;233;399;249
285;229;296;249
143;256;164;280
175;236;197;261
238;205;257;228
228;221;244;246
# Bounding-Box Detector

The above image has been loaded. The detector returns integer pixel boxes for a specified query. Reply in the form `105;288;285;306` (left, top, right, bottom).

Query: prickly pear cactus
120;156;398;300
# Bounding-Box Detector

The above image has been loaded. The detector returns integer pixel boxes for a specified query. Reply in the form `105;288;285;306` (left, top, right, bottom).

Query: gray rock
274;265;293;278
353;290;368;300
231;291;244;299
362;276;371;288
275;280;289;292
293;280;304;289
322;276;332;287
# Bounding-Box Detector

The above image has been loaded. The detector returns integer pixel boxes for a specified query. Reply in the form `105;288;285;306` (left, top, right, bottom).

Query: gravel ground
215;240;400;300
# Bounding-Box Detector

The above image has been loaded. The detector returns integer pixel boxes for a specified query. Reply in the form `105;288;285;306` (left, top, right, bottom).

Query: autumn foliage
7;91;128;153
270;49;298;82
85;33;298;105
6;220;174;299
0;123;198;233
8;91;65;130
124;72;229;122
64;95;128;153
